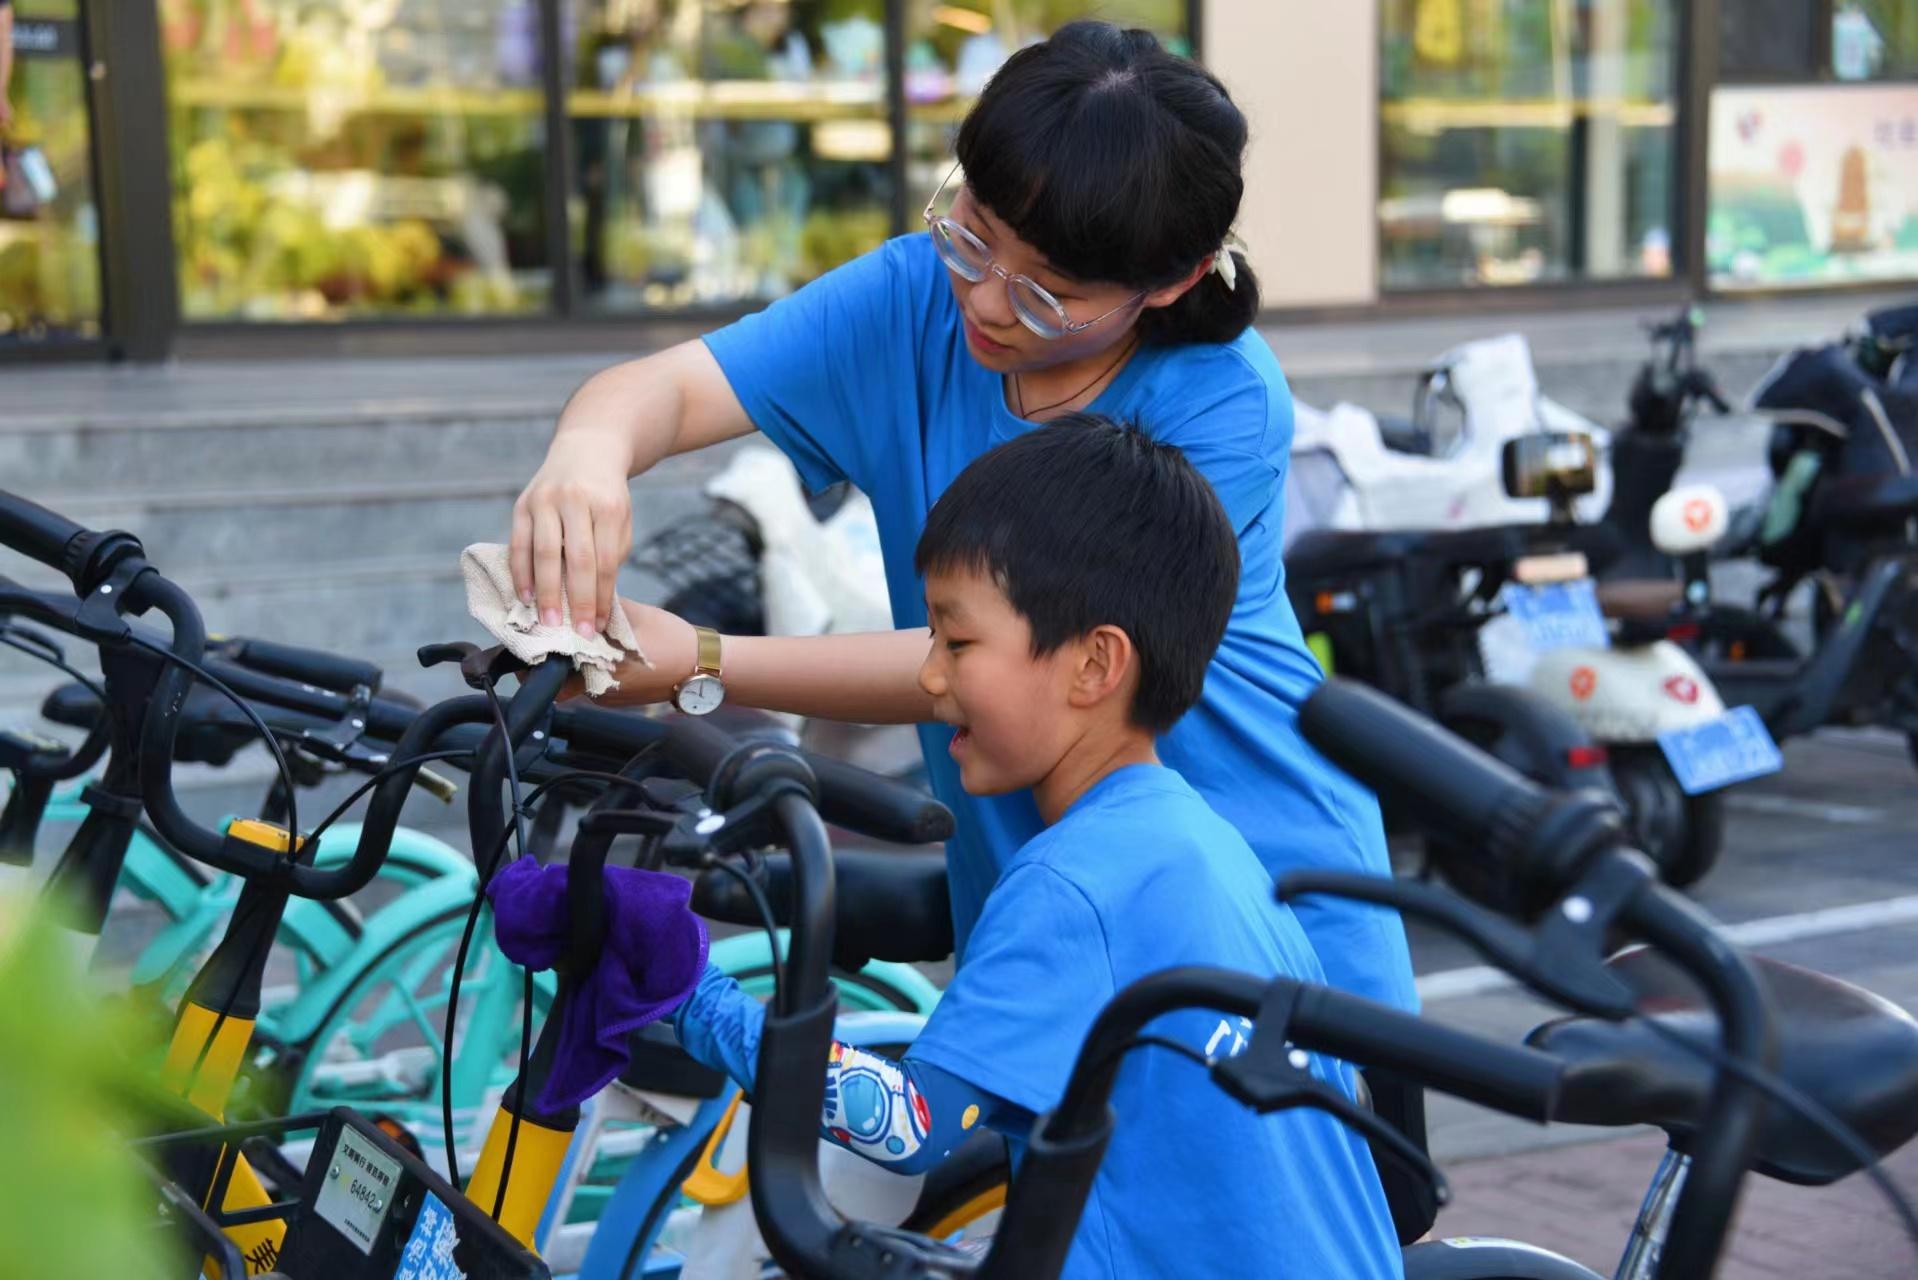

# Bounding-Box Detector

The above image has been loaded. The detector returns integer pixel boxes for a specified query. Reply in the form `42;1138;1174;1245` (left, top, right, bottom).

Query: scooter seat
692;847;954;969
1595;579;1683;622
1529;947;1918;1185
1376;414;1435;457
1815;473;1918;532
1287;525;1537;579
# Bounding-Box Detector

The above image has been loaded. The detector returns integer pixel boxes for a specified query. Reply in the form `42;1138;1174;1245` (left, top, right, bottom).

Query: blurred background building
0;0;1912;361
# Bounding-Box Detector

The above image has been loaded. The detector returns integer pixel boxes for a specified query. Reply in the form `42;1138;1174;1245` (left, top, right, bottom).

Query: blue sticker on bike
1657;706;1784;796
1500;579;1610;654
395;1191;465;1280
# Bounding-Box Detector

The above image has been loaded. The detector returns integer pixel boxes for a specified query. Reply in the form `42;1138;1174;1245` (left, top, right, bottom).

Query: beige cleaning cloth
460;543;650;698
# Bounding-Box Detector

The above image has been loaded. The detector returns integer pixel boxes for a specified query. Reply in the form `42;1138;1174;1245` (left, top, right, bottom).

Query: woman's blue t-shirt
704;235;1416;1011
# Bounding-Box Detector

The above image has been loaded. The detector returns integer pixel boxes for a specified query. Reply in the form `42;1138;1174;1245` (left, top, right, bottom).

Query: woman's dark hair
914;414;1239;734
955;20;1258;346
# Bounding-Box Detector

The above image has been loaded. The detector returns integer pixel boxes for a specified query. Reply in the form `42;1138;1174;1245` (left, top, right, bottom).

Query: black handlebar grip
802;751;954;846
661;715;954;845
0;490;142;595
1291;984;1560;1123
0;490;89;574
661;715;739;789
1301;678;1548;855
229;637;384;695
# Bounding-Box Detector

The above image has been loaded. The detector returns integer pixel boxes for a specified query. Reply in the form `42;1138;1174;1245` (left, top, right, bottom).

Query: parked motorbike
1593;302;1918;771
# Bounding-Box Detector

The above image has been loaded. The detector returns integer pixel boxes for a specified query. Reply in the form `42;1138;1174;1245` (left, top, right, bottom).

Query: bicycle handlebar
0;490;146;596
1301;678;1626;909
567;704;954;848
1299;677;1775;1278
989;967;1568;1276
223;636;385;696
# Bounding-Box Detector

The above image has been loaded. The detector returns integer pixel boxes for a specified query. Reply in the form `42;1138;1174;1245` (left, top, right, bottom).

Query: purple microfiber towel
486;855;710;1112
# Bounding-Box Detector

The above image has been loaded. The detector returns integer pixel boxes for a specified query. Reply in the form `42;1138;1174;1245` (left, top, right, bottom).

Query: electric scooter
1283;332;1609;549
1595;304;1918;770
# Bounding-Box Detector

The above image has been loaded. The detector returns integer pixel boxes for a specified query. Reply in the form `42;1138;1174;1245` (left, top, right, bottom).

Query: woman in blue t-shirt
507;21;1415;1013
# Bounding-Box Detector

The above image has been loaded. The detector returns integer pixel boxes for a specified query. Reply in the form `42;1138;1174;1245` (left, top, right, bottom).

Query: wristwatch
671;626;726;716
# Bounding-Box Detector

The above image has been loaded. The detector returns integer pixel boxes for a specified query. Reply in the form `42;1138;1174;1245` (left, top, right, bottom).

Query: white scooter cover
1285;333;1611;546
1525;641;1726;744
704;446;895;637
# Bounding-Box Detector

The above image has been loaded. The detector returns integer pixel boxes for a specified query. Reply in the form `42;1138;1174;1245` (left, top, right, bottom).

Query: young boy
672;416;1402;1278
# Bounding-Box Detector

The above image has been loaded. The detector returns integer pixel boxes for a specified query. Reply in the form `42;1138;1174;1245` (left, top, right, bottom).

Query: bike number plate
1657;706;1784;795
1501;579;1610;654
312;1123;402;1255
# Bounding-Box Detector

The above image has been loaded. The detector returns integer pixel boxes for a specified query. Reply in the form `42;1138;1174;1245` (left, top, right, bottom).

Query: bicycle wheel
257;904;552;1151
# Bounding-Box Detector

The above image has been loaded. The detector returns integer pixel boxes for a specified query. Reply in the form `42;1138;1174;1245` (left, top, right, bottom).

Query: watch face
676;674;726;716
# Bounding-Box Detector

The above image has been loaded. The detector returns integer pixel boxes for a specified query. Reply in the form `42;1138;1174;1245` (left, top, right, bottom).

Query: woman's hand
510;343;757;638
566;601;699;706
511;430;634;639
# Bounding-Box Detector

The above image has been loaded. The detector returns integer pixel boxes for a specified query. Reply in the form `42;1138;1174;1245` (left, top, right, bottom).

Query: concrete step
0;409;555;496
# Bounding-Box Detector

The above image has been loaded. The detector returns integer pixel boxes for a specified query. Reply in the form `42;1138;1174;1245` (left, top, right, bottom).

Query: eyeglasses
922;163;1143;341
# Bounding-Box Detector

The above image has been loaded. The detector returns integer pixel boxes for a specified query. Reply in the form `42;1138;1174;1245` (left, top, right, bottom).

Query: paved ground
1414;726;1918;1276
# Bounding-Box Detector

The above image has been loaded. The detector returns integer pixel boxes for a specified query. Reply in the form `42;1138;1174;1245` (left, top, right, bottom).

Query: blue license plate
1657;706;1784;795
1500;579;1610;654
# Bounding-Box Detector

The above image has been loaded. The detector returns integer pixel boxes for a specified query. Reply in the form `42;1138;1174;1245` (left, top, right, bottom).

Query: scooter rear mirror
1501;431;1598;508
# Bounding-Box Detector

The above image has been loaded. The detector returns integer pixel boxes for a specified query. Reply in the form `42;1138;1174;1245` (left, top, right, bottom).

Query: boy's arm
673;964;1005;1175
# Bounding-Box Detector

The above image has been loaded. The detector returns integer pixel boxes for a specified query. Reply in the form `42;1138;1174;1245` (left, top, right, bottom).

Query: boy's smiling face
918;566;1080;797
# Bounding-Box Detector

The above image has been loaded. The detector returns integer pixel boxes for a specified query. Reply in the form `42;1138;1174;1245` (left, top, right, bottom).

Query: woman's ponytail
1138;250;1262;347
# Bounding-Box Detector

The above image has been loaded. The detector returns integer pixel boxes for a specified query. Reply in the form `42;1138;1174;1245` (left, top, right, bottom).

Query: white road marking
1416;891;1918;1003
1726;793;1886;825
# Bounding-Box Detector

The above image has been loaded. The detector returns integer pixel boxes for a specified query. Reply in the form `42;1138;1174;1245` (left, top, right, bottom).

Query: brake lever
0;620;69;667
649;778;809;868
1212;981;1450;1210
417;640;530;691
1279;870;1636;1019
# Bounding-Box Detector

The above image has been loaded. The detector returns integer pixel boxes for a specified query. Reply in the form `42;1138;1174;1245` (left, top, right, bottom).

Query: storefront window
1379;0;1679;290
162;0;552;321
1707;81;1918;289
901;1;1189;219
565;0;893;310
1833;1;1918;80
1719;0;1823;80
0;0;102;341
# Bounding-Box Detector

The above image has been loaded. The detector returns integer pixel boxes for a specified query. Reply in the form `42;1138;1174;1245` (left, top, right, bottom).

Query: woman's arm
591;604;936;725
512;340;756;637
674;964;1001;1176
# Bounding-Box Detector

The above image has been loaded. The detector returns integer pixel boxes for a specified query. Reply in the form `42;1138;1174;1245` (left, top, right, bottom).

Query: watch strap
693;626;723;679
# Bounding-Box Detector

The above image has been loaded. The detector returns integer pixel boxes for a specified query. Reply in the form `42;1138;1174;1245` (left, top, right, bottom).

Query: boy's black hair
956;20;1258;346
914;414;1239;734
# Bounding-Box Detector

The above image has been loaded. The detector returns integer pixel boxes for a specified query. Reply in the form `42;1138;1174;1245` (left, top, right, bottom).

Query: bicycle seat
1529;946;1918;1185
692;848;954;969
1595;579;1683;623
618;1020;727;1100
39;680;108;732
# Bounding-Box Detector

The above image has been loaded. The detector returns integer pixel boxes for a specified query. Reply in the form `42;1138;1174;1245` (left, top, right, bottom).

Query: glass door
0;0;104;343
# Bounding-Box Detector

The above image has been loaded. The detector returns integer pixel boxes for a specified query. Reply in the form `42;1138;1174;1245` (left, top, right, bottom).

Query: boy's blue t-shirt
910;766;1403;1280
704;234;1415;1013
